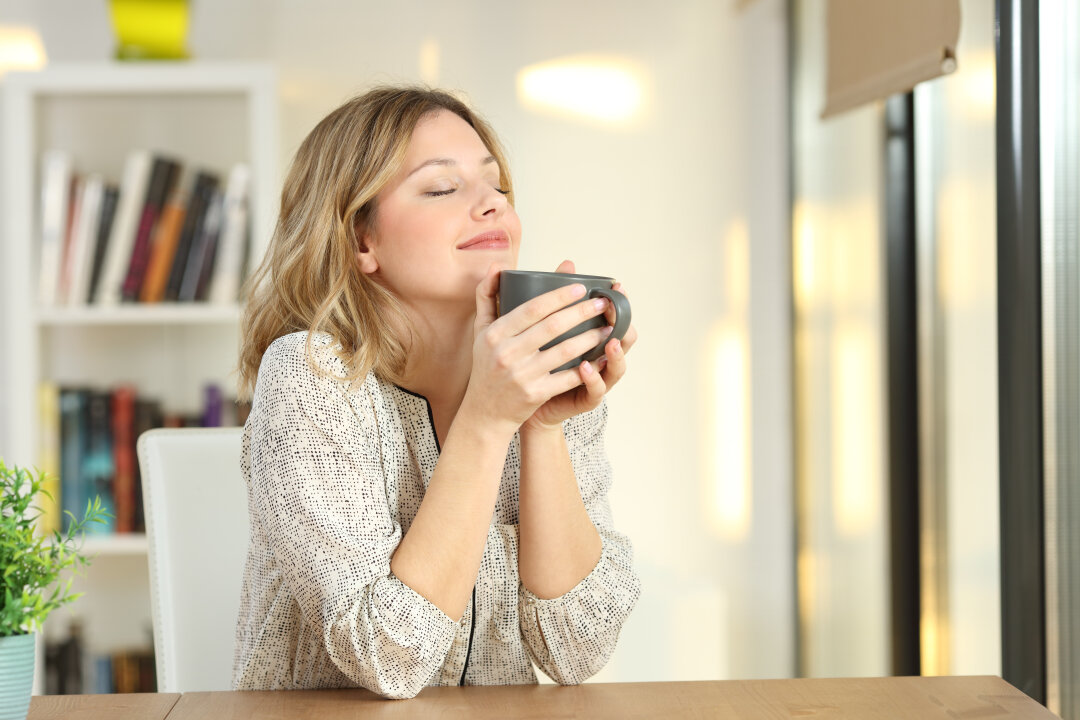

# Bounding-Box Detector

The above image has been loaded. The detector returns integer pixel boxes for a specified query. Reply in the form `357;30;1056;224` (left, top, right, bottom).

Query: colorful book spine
121;156;181;301
111;386;137;534
36;382;62;536
83;390;116;535
38;151;73;307
86;184;120;304
97;151;153;305
58;388;88;533
208;163;251;304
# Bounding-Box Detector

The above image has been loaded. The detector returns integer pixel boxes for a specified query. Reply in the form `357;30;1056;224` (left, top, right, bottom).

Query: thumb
555;259;576;274
474;263;503;330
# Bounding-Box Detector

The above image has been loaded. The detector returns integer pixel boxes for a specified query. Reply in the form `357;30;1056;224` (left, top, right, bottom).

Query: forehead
404;109;492;163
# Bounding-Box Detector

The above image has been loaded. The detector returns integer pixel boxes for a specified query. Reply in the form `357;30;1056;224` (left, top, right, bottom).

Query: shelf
79;533;148;557
37;304;241;326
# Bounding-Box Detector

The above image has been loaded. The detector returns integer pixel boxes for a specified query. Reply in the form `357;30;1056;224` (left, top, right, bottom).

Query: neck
399;300;474;411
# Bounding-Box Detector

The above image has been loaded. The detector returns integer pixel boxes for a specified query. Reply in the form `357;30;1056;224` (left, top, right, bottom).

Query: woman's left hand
522;260;637;433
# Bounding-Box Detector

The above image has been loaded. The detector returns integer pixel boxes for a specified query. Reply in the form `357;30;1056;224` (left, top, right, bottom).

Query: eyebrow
405;154;498;179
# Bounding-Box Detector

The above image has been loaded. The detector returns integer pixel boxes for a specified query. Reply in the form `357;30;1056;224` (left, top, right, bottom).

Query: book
65;174;106;307
202;384;223;427
178;189;224;302
207;163;251;304
139;172;190;303
59;388;89;533
83;390;116;534
38;150;74;307
132;398;163;533
36;382;62;536
164;171;219;301
85;184;119;304
55;174;84;306
111;386;137;534
122;155;181;301
96;151;153;305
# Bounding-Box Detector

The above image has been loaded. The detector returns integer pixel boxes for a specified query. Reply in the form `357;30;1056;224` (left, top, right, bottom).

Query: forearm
390;410;513;620
518;424;603;599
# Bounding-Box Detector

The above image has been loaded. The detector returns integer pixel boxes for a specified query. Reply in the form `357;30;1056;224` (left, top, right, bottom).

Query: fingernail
571;284;587;297
593;298;608;312
612;339;622;354
600;325;614;336
581;360;594;375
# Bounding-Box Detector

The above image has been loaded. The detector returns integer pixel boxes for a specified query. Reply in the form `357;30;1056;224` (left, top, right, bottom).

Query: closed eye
425;188;456;197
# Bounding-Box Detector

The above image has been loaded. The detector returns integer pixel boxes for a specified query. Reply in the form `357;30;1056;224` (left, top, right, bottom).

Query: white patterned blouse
231;331;641;699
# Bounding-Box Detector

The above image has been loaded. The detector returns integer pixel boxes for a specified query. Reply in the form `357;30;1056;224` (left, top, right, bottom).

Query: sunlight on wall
516;56;645;124
830;325;881;537
961;52;995;121
0;26;47;76
418;38;440;87
704;219;751;542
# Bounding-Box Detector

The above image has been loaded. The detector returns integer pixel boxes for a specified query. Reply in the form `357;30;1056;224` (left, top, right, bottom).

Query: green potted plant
0;460;107;720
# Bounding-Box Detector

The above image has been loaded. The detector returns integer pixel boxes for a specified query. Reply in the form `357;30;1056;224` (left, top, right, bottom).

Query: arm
246;336;458;699
517;402;642;685
391;267;618;619
517;423;602;599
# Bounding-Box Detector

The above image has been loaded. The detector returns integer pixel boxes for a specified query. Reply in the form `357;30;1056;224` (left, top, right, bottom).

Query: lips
457;230;510;250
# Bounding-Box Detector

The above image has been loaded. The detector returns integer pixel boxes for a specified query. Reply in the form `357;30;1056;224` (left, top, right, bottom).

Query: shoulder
262;331;345;376
256;331;375;401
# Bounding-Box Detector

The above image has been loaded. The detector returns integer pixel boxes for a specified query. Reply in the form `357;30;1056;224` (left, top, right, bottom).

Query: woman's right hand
461;265;613;436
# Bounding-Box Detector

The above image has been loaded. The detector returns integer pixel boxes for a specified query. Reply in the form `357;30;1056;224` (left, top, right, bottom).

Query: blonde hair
238;86;515;398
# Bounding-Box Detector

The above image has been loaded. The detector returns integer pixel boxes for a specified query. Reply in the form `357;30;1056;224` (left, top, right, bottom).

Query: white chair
137;427;248;692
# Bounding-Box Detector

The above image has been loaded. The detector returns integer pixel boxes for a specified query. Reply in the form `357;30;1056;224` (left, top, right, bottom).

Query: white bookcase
0;63;278;690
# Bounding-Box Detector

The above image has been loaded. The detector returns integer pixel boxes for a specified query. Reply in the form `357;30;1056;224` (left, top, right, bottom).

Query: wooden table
26;692;180;720
28;676;1061;719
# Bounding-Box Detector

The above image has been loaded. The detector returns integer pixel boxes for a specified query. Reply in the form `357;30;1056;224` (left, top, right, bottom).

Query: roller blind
823;0;960;118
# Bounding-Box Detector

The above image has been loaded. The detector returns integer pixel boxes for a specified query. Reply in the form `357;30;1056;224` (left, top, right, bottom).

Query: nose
472;183;507;219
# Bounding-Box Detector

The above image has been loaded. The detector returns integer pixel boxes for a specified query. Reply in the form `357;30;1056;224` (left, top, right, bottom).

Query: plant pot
0;633;35;720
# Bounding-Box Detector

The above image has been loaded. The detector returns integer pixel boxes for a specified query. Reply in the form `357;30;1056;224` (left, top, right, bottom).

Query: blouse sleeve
245;336;458;699
517;401;642;684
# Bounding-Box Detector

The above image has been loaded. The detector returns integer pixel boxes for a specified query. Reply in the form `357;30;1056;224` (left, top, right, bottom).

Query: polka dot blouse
232;331;641;699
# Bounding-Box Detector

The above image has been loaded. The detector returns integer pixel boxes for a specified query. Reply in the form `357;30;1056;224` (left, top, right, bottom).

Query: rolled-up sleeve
517;402;641;684
243;337;458;698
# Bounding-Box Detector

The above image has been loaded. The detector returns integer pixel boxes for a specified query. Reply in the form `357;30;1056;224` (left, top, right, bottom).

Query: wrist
519;418;564;444
453;394;520;446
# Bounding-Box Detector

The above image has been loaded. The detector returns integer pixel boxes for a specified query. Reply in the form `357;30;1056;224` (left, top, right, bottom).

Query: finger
556;259;576;274
534;325;614;374
498;282;589;337
518;297;612;361
474;264;504;329
577;358;608;402
598;337;627;389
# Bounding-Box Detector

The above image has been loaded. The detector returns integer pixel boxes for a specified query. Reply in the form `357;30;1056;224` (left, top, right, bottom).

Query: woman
232;86;640;699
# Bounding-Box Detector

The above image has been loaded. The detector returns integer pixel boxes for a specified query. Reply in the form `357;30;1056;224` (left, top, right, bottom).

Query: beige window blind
823;0;960;118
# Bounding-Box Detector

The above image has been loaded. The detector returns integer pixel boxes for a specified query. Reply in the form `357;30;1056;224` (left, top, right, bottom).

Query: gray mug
498;270;632;372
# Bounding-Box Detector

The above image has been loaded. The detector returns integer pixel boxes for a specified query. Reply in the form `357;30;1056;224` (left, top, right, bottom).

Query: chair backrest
137;427;247;693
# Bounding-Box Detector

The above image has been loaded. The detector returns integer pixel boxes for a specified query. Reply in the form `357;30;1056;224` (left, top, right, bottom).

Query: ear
356;232;379;275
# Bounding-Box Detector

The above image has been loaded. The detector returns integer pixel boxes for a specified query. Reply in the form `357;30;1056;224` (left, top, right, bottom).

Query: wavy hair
238;86;514;398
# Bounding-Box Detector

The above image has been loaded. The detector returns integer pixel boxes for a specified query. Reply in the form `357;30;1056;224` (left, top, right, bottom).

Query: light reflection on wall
0;26;47;76
831;325;880;537
515;57;645;124
705;219;751;542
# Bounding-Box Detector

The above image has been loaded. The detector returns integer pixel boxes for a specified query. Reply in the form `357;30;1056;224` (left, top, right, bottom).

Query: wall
0;0;792;682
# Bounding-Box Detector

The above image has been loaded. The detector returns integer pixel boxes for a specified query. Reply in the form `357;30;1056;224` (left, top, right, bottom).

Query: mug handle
582;287;632;361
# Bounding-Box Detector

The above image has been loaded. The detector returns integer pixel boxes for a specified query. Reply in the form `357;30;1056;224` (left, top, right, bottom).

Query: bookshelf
0;63;278;692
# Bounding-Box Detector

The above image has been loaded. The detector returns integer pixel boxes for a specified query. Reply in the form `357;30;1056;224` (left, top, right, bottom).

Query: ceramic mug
498;270;632;372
